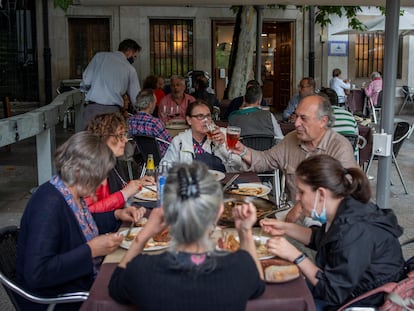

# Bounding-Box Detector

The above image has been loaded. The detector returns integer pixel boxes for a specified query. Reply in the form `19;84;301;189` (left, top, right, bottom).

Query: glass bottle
157;160;170;206
146;154;155;177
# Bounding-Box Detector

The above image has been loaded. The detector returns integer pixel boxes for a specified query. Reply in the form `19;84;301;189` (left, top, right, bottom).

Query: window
355;32;402;79
355;33;384;78
150;19;193;77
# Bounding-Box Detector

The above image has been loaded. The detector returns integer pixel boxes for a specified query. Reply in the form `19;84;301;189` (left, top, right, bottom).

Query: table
80;263;315;311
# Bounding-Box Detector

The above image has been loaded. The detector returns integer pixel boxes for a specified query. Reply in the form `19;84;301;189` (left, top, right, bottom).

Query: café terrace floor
0;107;413;310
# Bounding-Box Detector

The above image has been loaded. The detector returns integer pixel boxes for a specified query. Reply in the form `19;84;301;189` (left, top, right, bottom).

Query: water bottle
157;161;170;206
146;154;155;177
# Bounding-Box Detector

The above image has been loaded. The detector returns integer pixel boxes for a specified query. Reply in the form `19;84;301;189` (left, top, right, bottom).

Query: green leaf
53;0;73;11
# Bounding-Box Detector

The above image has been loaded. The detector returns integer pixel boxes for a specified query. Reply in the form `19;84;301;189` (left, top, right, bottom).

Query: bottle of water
157;161;170;207
146;154;155;177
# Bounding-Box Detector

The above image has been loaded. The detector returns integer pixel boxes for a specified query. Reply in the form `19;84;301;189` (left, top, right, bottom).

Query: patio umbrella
332;12;414;35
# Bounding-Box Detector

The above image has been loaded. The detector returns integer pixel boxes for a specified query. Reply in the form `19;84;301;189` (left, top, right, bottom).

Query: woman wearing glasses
85;112;155;213
162;100;243;172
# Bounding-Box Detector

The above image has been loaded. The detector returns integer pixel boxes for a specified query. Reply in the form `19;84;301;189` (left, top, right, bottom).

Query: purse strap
386;292;414;311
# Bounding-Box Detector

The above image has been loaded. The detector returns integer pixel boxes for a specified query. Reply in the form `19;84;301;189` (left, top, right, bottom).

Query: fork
124;222;135;241
223;174;240;192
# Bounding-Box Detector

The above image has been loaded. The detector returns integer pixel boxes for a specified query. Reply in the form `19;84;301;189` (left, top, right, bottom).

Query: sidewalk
0;112;413;310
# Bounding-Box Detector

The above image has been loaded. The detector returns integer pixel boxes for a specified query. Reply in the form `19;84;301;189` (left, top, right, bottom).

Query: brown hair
143;75;159;89
185;99;213;117
296;154;371;203
86;112;127;139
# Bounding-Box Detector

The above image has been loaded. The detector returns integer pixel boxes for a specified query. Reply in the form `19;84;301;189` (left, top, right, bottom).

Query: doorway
212;20;293;112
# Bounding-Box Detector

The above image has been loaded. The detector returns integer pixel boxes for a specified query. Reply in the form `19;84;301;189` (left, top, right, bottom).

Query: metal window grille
150;19;193;78
355;33;384;78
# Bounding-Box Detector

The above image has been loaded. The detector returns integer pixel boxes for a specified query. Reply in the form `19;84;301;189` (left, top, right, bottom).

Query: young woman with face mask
260;154;405;311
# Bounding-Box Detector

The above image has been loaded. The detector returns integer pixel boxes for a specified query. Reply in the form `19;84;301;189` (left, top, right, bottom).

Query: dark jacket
16;181;122;310
308;196;404;310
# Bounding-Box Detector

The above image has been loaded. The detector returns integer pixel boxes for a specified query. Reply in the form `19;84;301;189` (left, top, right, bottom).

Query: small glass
204;119;216;140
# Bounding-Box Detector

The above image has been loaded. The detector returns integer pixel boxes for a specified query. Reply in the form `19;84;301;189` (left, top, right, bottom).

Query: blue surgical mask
311;190;327;224
127;57;134;64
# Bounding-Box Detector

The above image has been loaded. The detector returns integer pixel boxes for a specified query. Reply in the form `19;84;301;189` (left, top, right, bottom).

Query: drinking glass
225;126;241;165
160;105;168;120
203;119;216;140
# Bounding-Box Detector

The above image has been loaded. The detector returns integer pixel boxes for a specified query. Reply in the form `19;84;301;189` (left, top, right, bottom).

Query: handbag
338;271;414;311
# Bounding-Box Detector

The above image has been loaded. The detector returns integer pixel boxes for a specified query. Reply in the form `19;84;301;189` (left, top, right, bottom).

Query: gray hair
300;94;335;128
54;131;116;194
170;75;186;86
163;162;223;252
371;71;381;80
134;89;156;112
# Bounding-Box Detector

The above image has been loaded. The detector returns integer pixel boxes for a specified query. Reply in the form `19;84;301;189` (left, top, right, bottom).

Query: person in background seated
364;71;383;107
16;132;145;311
129;89;172;156
158;75;195;124
261;154;404;311
85;113;154;213
224;80;267;119
191;75;220;108
142;75;166;116
329;68;351;107
229;84;284;139
162;100;243;172
109;162;265;311
283;77;316;122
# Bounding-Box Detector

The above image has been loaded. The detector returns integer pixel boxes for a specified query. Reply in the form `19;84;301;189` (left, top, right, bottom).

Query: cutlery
124;222;136;241
142;185;157;193
223;174;240;192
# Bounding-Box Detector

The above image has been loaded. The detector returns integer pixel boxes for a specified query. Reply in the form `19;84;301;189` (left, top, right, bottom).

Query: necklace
113;167;128;188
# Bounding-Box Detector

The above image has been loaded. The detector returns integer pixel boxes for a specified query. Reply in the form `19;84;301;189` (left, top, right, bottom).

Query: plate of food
219;194;276;226
208;169;225;181
216;232;274;260
134;186;158;201
261;258;300;283
120;227;171;251
226;183;271;197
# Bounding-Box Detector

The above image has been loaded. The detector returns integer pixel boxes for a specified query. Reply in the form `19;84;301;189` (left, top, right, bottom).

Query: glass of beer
225;126;241;165
204;119;216;140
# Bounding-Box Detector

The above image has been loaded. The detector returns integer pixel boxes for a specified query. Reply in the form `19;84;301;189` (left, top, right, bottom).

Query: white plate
166;124;189;130
134;186;158;201
208;170;225;181
119;227;170;251
227;183;271;197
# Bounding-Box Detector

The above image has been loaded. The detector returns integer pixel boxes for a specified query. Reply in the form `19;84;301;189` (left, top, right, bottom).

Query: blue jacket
16;181;121;310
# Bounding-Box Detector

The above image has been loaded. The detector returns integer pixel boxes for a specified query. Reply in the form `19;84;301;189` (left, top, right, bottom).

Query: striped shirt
332;106;358;135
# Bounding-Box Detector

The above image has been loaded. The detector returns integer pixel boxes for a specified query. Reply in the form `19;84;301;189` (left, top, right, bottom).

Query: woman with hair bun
261;154;405;311
109;162;265;310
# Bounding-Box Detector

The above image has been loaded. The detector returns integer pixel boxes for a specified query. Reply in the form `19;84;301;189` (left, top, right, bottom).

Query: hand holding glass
225;126;241;164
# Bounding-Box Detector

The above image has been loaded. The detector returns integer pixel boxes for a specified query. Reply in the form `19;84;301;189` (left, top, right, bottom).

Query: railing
0;90;84;185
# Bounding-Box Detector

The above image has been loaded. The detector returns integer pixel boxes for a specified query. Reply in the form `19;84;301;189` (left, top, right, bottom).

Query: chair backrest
401;85;410;97
240;135;277;151
342;133;359;151
393;121;412;157
0;225;20;309
133;135;162;166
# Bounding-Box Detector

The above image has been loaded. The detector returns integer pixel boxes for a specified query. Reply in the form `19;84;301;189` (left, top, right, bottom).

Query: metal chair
342;133;368;165
239;135;281;205
365;121;413;194
0;226;89;311
399;86;414;115
367;90;382;125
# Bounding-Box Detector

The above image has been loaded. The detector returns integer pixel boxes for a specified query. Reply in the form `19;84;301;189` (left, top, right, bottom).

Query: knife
142;185;157;193
222;174;240;192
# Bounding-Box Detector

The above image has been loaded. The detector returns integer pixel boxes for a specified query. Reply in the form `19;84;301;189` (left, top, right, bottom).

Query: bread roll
264;264;300;282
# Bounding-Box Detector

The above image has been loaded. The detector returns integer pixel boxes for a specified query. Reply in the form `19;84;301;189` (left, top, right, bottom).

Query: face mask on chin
127;57;134;64
311;190;327;224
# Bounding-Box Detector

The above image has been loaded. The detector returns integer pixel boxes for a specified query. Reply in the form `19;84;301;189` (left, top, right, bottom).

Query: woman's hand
260;218;288;236
233;202;257;232
121;176;156;199
138;207;167;242
266;236;302;263
115;206;146;223
210;127;225;145
87;233;124;258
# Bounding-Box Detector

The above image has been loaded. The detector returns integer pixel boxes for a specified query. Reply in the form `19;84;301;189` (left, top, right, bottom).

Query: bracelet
293;253;307;265
240;147;248;158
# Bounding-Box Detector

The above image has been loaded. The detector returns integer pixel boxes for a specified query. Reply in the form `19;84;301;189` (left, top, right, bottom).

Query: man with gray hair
129;89;171;156
158;75;195;124
232;94;357;224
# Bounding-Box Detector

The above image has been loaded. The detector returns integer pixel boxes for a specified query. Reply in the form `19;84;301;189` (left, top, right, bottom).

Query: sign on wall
328;41;348;57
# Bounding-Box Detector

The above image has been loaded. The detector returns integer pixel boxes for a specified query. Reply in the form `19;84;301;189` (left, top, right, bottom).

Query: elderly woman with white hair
364;71;383;107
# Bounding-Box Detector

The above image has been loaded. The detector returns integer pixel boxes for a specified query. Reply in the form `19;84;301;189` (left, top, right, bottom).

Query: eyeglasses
190;114;212;120
109;132;128;140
